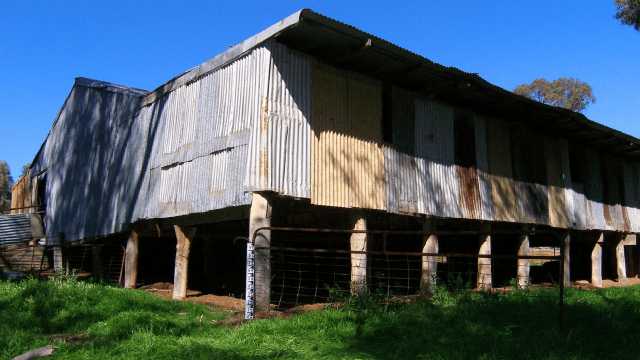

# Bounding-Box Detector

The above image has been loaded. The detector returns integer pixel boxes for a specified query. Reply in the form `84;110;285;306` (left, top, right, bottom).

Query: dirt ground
140;282;246;311
574;276;640;289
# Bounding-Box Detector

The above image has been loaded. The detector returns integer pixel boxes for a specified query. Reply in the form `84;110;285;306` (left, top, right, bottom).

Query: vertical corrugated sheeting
545;137;572;228
142;46;272;219
585;149;607;230
474;116;494;221
624;164;640;232
33;80;147;243
262;42;312;198
486;118;518;222
310;63;385;210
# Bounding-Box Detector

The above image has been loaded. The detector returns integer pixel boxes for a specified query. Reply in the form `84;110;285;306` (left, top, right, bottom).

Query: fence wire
250;227;565;322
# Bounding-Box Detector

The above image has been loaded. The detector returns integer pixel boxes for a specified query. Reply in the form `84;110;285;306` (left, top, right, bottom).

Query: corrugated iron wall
27;40;640;245
246;42;312;198
140;45;272;219
259;42;640;233
310;63;386;210
32;80;147;243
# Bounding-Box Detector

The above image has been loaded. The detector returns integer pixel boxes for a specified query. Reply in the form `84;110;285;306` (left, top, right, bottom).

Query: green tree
20;163;31;179
514;78;596;112
615;0;640;30
0;161;13;212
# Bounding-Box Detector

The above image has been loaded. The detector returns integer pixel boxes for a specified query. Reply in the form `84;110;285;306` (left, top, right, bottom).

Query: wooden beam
477;229;492;291
420;220;438;294
562;233;571;288
517;233;530;289
172;225;196;300
350;214;367;295
124;228;140;288
250;192;272;311
591;233;603;288
615;234;627;281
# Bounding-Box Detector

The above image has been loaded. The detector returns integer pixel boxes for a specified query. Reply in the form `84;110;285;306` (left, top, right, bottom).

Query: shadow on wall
43;83;162;242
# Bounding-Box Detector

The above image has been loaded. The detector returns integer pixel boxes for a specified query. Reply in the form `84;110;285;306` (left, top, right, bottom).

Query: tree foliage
20;163;31;179
0;161;12;212
513;78;596;112
615;0;640;30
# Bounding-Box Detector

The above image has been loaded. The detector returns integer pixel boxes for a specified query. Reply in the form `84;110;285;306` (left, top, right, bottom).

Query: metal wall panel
33;80;147;243
142;46;271;219
254;42;312;198
310;63;386;210
0;214;33;244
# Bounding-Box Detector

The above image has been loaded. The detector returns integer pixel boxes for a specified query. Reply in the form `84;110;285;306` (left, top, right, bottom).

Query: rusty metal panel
310;63;385;210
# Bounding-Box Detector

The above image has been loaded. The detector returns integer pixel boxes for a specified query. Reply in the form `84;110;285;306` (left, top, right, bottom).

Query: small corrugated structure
13;8;640;248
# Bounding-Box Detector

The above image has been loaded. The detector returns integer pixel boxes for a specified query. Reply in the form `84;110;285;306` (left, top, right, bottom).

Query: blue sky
0;1;638;179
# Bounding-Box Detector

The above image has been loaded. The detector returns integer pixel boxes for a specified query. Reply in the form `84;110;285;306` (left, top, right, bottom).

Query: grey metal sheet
0;214;33;245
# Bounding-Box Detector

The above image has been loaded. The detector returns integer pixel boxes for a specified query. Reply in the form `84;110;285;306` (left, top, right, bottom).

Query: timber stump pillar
615;234;627;282
420;219;439;294
124;226;141;289
249;192;272;312
173;225;197;300
517;229;530;289
477;224;492;291
562;232;571;288
350;213;368;295
591;233;604;288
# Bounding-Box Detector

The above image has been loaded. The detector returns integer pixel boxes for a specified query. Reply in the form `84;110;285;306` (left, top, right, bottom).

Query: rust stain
456;165;481;219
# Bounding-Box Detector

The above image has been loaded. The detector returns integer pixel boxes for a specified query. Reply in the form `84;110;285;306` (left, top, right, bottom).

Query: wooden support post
173;225;196;300
477;226;492;291
91;245;103;281
350;214;367;295
562;232;571;288
615;234;627;282
124;228;140;289
517;232;530;289
591;233;603;288
52;246;63;272
420;220;438;294
250;192;272;312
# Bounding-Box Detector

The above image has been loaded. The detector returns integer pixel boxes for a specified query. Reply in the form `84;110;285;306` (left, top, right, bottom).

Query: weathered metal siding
486;118;518;222
310;63;385;210
246;42;312;198
141;46;271;219
33;80;147;243
545;137;572;228
0;214;32;244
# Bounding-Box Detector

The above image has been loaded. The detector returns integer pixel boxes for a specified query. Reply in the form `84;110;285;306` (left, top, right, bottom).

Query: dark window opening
382;84;415;155
510;125;546;185
569;145;586;185
454;111;476;167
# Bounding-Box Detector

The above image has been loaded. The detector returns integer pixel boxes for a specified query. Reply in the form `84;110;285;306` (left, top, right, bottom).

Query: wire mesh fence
248;226;566;323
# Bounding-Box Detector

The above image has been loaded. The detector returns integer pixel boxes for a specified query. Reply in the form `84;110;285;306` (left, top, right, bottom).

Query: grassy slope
1;279;640;360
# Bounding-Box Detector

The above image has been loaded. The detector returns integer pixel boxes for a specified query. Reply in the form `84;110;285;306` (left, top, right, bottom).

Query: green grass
2;279;640;359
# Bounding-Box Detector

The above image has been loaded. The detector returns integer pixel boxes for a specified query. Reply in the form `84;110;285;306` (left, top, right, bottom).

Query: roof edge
74;77;149;96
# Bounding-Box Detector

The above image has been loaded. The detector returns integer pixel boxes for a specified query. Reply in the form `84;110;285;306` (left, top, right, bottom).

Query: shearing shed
5;9;640;317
